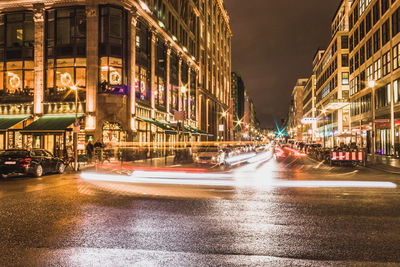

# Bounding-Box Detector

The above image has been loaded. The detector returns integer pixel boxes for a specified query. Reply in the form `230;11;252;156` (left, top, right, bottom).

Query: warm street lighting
368;80;375;88
322;108;326;114
180;86;187;94
222;111;227;117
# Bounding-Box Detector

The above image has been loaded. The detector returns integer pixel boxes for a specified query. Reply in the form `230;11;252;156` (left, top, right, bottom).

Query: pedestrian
86;141;94;162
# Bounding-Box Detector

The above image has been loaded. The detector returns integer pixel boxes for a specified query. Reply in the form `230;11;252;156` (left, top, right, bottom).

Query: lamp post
71;84;78;172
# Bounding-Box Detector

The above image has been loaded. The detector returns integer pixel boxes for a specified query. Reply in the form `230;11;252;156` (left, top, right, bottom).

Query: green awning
22;114;81;133
0;115;30;131
137;116;178;133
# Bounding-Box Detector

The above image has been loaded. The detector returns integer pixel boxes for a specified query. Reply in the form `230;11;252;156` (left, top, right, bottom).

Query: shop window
99;6;127;94
135;65;150;102
0;12;34;103
46;7;86;102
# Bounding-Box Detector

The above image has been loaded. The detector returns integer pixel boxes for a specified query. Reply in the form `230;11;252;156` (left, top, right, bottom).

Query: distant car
193;146;225;165
0;149;65;178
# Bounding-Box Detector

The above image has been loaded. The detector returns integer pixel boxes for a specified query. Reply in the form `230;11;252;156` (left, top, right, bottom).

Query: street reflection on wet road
1;150;400;266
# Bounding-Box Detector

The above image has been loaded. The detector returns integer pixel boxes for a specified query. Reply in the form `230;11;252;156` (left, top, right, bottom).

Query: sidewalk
366;154;400;174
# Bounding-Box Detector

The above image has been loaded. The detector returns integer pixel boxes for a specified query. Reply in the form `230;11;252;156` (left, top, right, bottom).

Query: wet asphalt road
1;150;400;266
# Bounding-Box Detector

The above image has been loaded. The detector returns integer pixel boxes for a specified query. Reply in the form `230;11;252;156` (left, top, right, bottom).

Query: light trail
81;171;397;189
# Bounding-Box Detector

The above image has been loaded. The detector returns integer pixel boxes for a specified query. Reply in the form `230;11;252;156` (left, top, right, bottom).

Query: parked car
0;149;65;178
193;146;225;165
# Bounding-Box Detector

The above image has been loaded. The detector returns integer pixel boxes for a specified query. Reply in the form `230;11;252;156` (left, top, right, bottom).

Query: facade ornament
86;6;97;18
33;3;45;23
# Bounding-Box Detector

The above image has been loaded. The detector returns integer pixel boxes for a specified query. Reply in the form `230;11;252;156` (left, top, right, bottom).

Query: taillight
19;158;32;165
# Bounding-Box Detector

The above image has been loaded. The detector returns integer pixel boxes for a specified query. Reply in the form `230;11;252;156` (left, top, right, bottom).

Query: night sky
224;0;340;128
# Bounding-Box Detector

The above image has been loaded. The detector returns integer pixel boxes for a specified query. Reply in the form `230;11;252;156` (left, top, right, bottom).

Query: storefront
0;115;31;150
21;114;84;157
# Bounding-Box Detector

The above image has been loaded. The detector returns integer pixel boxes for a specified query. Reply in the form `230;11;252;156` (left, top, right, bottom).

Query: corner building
349;0;400;156
0;0;232;155
314;0;351;148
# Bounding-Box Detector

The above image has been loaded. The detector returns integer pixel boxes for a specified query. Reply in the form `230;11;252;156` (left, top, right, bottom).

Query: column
178;57;182;111
150;30;156;118
372;87;376;159
129;9;138;130
187;68;191;119
33;4;45;115
166;47;171;117
391;80;395;155
85;4;98;130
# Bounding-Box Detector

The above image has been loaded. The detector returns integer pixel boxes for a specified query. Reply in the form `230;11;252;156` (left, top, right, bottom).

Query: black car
0;149;65;178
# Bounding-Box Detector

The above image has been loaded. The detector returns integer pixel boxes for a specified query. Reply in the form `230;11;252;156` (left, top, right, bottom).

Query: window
375;83;390;109
360;45;365;65
360;20;365;40
374;58;382;80
190;69;196;119
170;52;179;111
392;7;400;37
373;29;381;53
135;19;151;101
45;7;87;101
393;43;400;70
394;79;399;103
341;36;348;49
373;1;380;25
366;37;372;59
366;11;372;33
360;70;366;89
0;12;34;102
382;19;390;45
342;72;349;85
349;36;354;52
355;51;359;70
382;51;391;76
367;64;373;81
155;38;166;107
342;54;349;67
99;6;128;94
381;0;390;15
354;29;359;47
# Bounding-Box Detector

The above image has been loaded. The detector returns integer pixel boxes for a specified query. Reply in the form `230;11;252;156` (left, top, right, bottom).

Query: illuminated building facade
0;0;232;155
314;0;352;148
231;72;244;140
288;78;307;140
349;0;400;156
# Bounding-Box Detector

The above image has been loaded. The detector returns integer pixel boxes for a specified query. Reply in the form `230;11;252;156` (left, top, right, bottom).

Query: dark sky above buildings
224;0;340;128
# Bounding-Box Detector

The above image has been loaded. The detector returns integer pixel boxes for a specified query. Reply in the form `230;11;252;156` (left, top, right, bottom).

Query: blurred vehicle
255;145;267;153
306;143;322;154
287;139;296;148
0;149;65;178
193;146;225;165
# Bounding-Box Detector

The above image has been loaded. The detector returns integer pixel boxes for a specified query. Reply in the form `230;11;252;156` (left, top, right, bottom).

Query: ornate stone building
0;0;232;155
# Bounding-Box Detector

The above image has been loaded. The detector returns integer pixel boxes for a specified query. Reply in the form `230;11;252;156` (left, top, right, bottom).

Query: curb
365;164;400;175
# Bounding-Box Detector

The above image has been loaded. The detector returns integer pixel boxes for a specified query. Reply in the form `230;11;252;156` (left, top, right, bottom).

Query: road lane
0;152;399;266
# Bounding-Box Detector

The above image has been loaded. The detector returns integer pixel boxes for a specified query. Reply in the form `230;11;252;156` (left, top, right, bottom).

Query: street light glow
180;86;187;93
368;80;375;87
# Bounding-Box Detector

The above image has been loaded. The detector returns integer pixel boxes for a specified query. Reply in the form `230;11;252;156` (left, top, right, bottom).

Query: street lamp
70;84;79;172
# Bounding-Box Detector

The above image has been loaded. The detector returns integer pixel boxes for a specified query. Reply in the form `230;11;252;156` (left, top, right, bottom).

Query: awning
21;114;82;133
0;115;30;131
137;116;178;133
